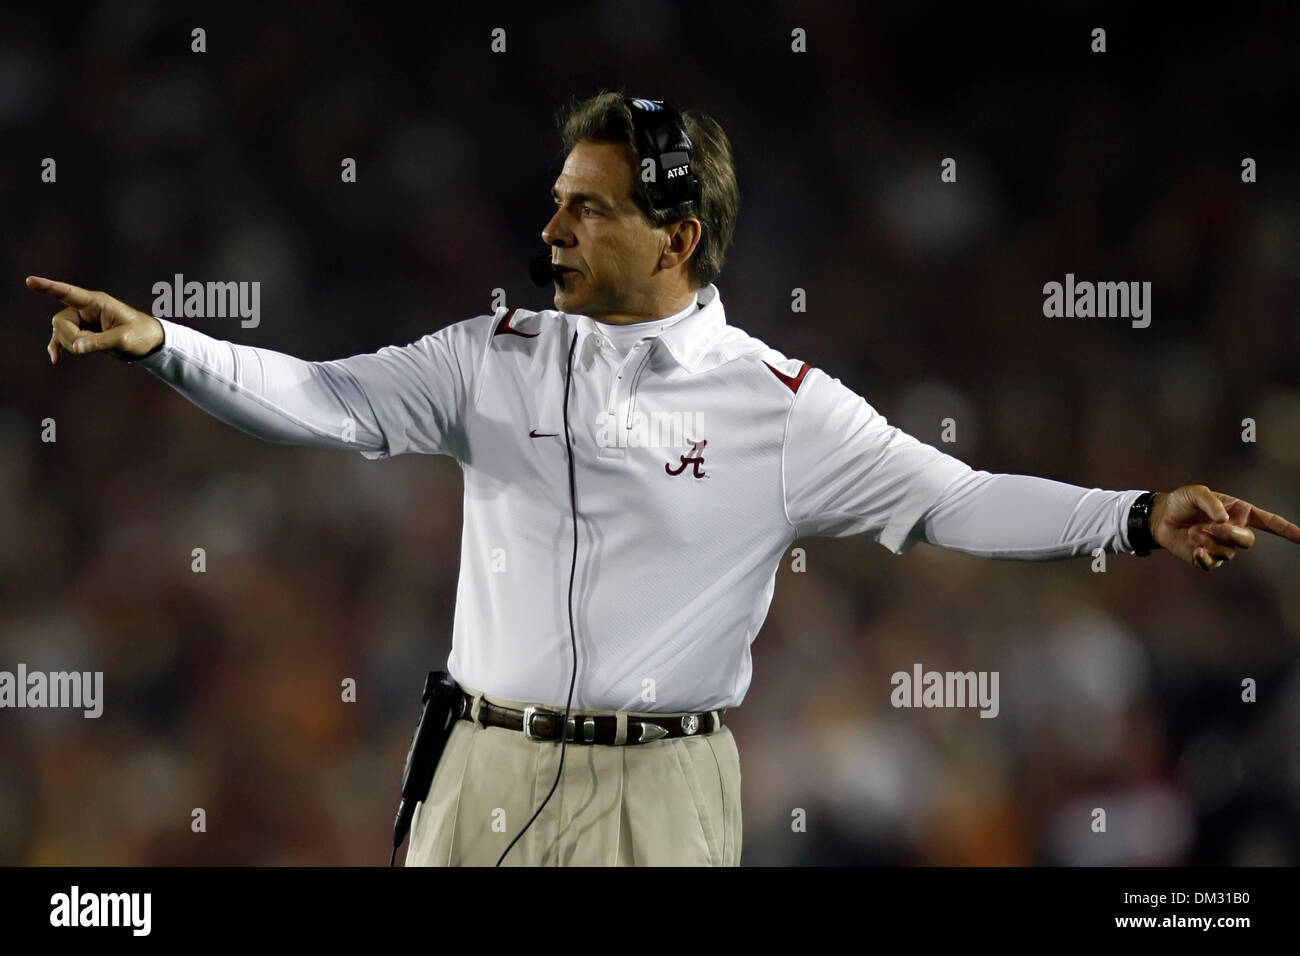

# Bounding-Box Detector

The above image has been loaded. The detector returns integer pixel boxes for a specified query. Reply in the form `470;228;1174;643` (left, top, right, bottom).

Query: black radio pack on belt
390;670;462;866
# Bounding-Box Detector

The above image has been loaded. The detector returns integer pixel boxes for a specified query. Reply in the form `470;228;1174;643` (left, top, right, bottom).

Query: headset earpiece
623;97;699;210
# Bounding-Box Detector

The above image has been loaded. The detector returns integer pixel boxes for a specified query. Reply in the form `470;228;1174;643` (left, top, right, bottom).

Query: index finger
1246;502;1300;544
25;275;97;309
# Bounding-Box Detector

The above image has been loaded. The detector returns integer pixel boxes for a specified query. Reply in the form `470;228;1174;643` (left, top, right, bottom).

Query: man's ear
659;218;702;271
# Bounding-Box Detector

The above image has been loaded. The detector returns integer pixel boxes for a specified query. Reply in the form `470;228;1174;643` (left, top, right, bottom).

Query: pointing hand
1149;484;1300;571
27;275;163;365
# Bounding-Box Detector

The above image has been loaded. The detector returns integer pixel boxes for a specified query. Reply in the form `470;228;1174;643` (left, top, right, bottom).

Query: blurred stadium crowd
2;2;1298;864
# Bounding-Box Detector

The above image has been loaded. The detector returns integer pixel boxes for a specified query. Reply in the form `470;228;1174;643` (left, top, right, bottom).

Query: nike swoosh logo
529;429;558;438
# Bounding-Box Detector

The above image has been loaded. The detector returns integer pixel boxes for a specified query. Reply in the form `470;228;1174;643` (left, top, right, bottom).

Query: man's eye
583;206;600;216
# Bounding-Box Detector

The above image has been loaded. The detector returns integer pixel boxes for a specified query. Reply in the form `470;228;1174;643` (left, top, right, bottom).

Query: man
29;91;1300;867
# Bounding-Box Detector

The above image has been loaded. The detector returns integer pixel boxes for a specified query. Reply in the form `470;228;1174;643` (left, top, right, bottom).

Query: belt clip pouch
399;670;463;807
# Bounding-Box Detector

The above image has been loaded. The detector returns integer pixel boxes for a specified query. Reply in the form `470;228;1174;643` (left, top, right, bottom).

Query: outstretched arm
781;367;1300;570
917;470;1145;559
29;275;480;461
919;474;1300;571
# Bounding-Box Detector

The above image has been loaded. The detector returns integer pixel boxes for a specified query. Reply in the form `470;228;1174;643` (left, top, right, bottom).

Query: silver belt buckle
522;704;557;741
522;705;596;743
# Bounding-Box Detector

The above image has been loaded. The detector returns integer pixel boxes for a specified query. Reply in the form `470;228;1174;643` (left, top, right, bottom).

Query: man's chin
552;285;586;312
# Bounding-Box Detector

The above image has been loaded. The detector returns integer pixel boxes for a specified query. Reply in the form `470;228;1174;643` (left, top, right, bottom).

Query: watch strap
1127;491;1157;556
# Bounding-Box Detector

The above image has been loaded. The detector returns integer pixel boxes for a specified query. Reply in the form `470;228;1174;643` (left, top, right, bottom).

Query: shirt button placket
597;337;627;461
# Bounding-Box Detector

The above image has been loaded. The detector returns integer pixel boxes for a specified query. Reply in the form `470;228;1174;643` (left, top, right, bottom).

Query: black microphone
530;254;561;287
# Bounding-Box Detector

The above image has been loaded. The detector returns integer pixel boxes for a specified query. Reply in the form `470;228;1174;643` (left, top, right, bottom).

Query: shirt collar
573;284;726;374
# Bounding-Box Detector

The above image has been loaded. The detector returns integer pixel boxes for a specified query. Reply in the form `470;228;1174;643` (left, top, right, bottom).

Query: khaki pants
405;683;743;866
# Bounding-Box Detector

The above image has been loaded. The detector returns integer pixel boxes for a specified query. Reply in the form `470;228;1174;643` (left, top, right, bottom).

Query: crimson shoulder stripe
493;309;538;338
763;360;810;394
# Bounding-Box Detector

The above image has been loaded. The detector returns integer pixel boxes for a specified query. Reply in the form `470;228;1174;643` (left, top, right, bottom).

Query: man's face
541;140;664;319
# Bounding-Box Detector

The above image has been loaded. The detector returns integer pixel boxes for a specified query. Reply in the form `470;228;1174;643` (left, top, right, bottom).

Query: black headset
622;97;699;209
502;97;698;866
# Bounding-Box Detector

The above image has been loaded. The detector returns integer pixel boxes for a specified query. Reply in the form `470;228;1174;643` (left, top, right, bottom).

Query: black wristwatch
1127;491;1158;556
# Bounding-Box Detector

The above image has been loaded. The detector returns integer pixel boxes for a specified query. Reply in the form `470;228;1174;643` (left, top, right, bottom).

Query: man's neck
594;288;698;325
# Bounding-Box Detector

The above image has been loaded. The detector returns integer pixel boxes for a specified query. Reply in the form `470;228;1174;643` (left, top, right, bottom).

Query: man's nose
541;209;574;247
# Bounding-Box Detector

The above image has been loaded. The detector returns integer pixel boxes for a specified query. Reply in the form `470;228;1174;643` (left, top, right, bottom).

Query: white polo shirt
134;283;1149;712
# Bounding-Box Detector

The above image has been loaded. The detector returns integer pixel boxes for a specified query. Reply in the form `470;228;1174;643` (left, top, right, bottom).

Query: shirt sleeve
129;314;492;462
917;472;1149;558
782;368;1148;557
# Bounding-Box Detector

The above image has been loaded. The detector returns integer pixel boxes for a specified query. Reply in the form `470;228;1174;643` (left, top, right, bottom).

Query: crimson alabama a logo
665;438;707;478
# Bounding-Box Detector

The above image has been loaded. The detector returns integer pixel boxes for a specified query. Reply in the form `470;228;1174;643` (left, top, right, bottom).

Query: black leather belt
458;690;724;745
